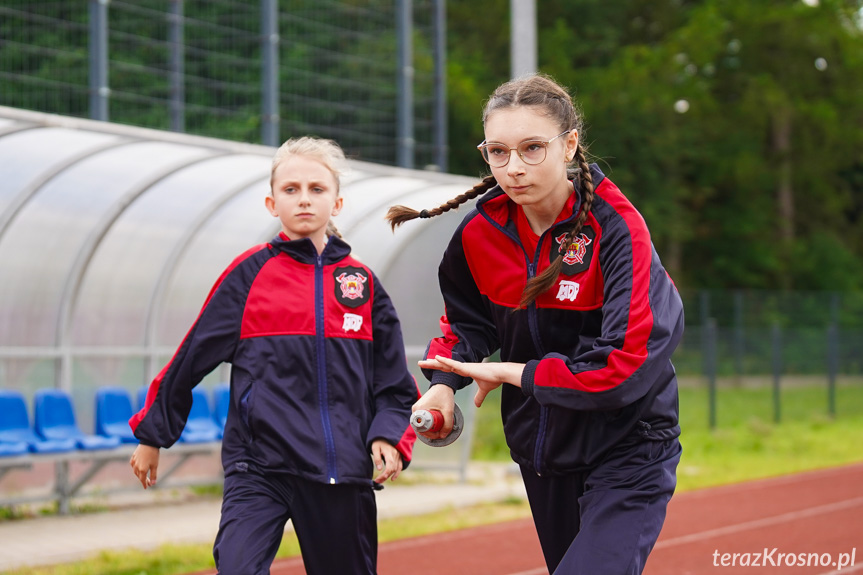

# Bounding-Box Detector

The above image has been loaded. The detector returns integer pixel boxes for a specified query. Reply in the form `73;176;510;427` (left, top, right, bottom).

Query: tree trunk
772;109;794;244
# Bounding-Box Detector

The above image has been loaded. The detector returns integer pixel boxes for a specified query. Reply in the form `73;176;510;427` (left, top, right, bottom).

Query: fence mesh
0;0;438;166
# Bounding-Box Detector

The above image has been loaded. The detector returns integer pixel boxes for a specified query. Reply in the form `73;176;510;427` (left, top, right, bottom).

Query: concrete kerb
0;462;526;572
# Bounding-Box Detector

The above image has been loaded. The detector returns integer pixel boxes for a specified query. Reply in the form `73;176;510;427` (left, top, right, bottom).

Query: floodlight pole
510;0;537;78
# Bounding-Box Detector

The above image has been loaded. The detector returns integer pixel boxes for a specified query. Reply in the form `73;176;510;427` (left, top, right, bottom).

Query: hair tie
419;209;431;219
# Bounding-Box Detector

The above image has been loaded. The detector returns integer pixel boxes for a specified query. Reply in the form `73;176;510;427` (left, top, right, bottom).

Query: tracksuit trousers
520;437;681;575
213;467;378;575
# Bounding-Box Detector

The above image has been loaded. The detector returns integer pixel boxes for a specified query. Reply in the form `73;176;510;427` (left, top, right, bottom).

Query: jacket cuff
521;360;540;396
430;370;467;392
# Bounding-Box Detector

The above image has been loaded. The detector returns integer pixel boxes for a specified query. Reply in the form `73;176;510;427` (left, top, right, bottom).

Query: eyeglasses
477;130;571;168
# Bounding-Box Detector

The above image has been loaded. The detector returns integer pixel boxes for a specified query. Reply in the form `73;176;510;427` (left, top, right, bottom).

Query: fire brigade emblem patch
334;266;370;308
551;225;596;275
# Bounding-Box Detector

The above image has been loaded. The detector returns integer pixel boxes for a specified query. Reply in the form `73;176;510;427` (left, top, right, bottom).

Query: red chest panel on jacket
241;254;373;340
462;213;604;310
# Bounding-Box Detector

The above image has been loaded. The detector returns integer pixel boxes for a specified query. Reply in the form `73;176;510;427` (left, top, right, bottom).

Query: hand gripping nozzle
410;403;464;447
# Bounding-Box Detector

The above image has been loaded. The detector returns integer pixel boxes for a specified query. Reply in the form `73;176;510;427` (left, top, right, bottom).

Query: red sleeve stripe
536;180;655;392
129;244;268;431
394;425;417;462
425;314;460;360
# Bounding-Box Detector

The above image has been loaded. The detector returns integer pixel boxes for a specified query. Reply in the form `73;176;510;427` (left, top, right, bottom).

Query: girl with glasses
387;73;684;575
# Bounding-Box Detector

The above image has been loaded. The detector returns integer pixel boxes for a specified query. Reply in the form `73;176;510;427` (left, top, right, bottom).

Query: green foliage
2;1;862;290
446;0;863;291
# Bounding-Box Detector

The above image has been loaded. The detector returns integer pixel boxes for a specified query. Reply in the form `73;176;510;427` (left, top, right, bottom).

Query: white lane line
656;496;863;549
680;463;863;501
817;564;863;575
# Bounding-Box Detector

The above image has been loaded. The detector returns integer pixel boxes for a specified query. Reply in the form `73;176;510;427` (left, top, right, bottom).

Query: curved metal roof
0;106;479;398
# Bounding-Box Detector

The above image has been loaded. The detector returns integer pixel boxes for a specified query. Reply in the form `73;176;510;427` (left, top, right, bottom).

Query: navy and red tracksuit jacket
424;165;684;474
130;233;417;486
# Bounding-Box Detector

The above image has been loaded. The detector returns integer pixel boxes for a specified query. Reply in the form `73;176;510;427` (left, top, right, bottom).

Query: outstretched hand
419;356;525;407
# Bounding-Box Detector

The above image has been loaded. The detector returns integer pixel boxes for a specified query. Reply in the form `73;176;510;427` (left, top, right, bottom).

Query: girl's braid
386;175;497;231
518;143;594;308
563;144;595;252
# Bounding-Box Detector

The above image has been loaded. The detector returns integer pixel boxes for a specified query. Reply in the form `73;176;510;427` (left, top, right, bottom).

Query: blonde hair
271;136;347;238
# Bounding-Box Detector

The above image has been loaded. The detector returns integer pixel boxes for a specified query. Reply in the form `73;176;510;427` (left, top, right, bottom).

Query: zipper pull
528;262;536;278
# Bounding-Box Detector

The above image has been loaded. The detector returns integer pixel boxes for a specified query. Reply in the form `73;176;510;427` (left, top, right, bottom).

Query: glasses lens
517;141;548;165
483;144;511;167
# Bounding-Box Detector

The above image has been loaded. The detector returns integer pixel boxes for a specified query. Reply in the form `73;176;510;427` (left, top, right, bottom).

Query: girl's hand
130;444;160;489
411;382;456;441
425;356;525;407
371;439;403;483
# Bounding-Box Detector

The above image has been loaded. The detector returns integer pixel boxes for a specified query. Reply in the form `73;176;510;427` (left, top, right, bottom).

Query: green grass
2;499;532;575
473;381;863;491
4;383;862;575
674;382;863;490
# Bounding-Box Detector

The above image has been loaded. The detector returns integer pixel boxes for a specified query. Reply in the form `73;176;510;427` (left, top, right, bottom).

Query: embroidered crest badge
334;266;370;308
551;225;596;275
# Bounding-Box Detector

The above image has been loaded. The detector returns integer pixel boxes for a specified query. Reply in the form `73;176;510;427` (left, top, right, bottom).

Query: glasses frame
476;130;572;168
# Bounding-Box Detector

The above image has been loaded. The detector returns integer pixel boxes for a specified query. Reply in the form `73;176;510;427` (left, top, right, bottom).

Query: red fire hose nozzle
411;403;464;447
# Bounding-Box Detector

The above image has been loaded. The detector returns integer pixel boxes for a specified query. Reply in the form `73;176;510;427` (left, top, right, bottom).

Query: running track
201;462;863;574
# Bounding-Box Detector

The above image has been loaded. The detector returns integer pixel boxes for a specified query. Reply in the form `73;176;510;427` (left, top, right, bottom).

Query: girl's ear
331;196;344;217
265;195;277;216
565;130;579;162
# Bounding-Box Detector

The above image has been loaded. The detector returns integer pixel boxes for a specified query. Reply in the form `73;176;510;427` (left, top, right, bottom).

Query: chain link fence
675;290;863;426
0;0;441;167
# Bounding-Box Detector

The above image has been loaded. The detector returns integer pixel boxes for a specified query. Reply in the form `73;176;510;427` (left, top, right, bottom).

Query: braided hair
385;73;594;308
386;175;498;229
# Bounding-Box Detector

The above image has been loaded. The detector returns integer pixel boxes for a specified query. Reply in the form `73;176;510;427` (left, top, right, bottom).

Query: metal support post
89;0;110;121
432;0;447;172
510;0;537;78
261;0;280;147
396;0;415;169
168;0;185;133
827;292;840;417
706;318;717;429
733;290;744;382
772;323;782;423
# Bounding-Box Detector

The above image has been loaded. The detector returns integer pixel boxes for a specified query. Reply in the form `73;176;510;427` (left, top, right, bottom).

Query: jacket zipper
525;261;549;476
315;253;338;484
479;202;570;477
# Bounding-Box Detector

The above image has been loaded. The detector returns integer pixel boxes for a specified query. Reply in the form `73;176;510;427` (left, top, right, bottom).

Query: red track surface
198;462;863;574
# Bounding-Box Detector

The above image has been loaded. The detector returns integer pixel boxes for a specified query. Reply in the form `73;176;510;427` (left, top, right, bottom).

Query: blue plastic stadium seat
180;387;221;444
212;383;230;439
34;389;121;451
0;390;76;453
95;386;138;444
0;440;29;457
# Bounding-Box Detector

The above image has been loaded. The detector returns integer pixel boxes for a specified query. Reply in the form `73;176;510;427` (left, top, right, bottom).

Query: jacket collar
269;232;352;265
